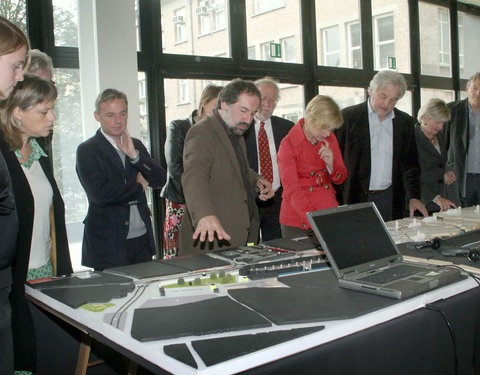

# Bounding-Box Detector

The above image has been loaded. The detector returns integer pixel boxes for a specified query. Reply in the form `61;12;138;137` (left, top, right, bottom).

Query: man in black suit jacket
335;70;427;221
244;77;294;241
76;89;166;270
444;72;480;207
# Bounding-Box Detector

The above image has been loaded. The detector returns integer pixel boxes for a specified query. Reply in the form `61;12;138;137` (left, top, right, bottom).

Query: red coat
278;119;347;229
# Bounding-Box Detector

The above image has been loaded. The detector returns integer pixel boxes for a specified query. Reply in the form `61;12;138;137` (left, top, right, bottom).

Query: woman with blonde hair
415;98;457;212
278;95;347;238
161;84;223;258
0;73;73;374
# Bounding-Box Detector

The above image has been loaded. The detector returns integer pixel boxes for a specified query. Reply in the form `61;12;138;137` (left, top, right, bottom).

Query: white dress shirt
368;99;394;190
23;160;53;269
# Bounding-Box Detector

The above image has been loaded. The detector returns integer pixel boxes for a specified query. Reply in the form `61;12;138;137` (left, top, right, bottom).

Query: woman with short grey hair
415;98;457;212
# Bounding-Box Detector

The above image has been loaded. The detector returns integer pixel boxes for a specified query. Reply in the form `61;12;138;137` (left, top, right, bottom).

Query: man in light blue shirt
335;70;428;221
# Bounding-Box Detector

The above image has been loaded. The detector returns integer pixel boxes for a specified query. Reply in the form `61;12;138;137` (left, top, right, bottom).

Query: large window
276;84;304;124
52;68;85;224
254;0;284;14
347;21;362;69
248;45;256;59
52;68;86;271
138;72;150;150
173;7;187;43
247;0;302;63
1;1;25;35
164;78;230;127
374;13;395;70
438;8;451;67
322;26;340;67
316;0;360;69
281;36;296;63
372;0;410;73
396;91;412;116
178;79;190;104
318;86;365;109
459;10;480;79
8;0;479;268
197;0;226;35
161;0;230;57
420;88;455;108
52;0;78;47
261;41;276;62
420;2;451;77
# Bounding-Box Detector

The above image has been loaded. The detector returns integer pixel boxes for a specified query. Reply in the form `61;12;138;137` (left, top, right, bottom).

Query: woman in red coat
278;95;347;238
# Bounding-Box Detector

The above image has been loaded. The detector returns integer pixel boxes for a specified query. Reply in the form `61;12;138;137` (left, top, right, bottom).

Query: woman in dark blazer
0;74;72;373
415;98;457;213
161;84;222;258
0;15;29;375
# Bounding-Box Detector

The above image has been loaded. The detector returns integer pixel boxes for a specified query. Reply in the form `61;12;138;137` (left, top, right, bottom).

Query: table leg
75;333;91;375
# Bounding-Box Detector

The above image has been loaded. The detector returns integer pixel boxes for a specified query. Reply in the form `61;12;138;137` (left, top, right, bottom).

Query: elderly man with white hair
335;70;428;221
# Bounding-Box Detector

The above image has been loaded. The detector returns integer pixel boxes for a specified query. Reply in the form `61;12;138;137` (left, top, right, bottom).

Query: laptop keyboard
357;264;421;285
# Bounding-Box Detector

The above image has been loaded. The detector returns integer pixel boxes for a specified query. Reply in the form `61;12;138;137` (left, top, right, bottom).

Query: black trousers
257;187;283;242
463;173;480;207
367;186;393;222
0;287;13;375
125;233;152;265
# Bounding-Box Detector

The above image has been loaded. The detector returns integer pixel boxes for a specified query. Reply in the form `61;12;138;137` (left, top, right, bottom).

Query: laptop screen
308;203;399;271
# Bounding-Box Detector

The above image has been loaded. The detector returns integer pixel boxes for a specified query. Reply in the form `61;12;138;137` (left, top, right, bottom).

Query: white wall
77;0;141;139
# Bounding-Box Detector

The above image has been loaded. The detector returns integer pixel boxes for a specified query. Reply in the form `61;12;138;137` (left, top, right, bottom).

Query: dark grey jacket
414;123;448;207
76;129;166;269
444;98;470;198
160;110;196;204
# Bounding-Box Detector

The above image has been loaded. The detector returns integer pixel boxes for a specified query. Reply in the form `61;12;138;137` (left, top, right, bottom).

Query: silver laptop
306;202;462;299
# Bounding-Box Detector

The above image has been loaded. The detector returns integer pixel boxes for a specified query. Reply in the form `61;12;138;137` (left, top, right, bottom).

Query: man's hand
136;172;149;190
435;196;457;211
116;130;138;159
408;198;428;217
193;215;232;243
444;170;456;185
256;178;274;201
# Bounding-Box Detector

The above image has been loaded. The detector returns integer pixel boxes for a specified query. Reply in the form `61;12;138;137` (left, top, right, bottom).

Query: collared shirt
100;129;147;239
368;99;394;190
253;118;280;192
216;110;256;220
467;105;480;173
100;128;120;150
22;159;53;269
15;138;47;168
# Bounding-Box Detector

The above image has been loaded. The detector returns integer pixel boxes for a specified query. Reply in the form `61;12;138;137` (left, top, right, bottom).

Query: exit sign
270;43;282;58
388;56;397;69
